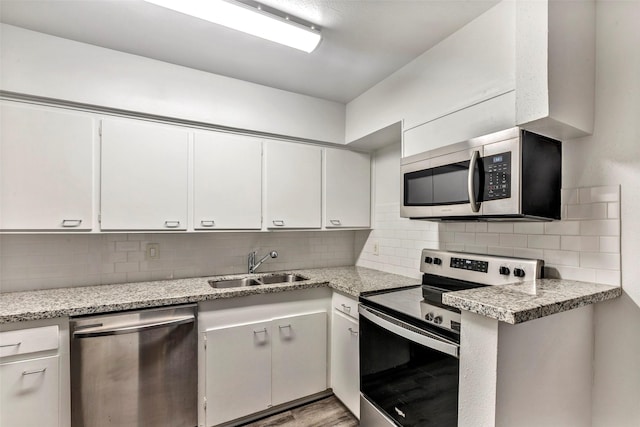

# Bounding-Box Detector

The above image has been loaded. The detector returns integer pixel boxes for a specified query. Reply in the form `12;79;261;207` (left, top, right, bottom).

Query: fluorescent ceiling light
145;0;322;53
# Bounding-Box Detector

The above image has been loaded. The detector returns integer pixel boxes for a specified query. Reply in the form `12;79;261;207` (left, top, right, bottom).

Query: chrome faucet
248;250;278;274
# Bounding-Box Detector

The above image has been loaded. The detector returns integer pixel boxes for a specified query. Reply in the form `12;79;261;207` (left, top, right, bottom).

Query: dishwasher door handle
73;315;195;338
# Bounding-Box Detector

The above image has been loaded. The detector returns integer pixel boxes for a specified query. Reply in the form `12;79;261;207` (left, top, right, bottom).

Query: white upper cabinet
100;118;189;230
0;102;94;231
324;149;370;228
265;141;322;229
193;132;262;230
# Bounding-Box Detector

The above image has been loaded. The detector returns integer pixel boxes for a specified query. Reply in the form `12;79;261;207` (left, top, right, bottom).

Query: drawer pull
22;368;47;376
0;342;21;348
341;304;352;312
62;219;82;227
253;328;267;335
200;220;215;227
348;328;359;336
164;220;181;228
278;324;291;330
330;219;342;226
272;220;285;227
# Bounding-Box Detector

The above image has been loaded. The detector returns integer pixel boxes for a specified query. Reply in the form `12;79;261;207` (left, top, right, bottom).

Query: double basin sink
209;273;309;289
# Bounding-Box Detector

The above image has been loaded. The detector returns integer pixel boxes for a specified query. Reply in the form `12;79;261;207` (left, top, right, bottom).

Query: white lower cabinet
330;293;360;418
205;320;272;426
204;311;327;426
0;319;68;427
0;356;60;427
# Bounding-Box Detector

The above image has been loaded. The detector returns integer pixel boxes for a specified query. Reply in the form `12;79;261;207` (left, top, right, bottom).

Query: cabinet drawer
332;292;358;319
0;356;60;427
0;325;59;358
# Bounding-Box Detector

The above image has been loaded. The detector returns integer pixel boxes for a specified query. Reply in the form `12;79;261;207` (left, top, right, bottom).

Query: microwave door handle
468;150;481;213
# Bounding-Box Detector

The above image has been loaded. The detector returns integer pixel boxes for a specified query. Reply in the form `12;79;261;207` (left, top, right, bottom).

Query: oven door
359;305;460;427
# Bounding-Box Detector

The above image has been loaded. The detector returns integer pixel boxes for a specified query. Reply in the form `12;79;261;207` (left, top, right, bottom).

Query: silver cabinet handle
341;304;352;312
330;219;342;226
253;328;267;335
200;220;215;227
272;220;285;226
73;315;194;338
0;342;21;347
164;220;181;228
468;150;481;213
348;328;358;336
278;324;291;330
22;368;46;376
62;219;82;227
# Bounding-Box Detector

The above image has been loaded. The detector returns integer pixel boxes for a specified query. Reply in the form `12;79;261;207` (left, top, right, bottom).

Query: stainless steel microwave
400;127;561;221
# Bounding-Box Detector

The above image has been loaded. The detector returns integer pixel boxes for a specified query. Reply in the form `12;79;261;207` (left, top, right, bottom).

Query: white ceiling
0;0;499;103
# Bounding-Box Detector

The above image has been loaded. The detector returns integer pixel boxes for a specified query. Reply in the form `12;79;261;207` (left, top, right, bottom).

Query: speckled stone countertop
0;266;418;324
442;278;622;324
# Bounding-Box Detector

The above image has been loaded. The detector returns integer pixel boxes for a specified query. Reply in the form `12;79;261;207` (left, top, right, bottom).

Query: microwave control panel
483;151;511;200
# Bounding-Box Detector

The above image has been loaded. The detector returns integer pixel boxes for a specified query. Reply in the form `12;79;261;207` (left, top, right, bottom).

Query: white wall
345;1;515;143
0;24;346;144
0;231;356;293
566;2;640;425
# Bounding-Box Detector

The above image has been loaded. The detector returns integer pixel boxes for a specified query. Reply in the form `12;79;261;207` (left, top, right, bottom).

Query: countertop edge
443;282;622;324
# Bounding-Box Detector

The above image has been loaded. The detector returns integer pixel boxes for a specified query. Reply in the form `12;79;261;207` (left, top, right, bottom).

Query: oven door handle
359;305;459;358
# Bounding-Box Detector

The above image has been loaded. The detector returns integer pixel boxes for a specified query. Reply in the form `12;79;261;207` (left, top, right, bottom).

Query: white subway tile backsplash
454;232;476;244
487;246;515;257
115;241;140;252
562;188;579;205
487;223;514;233
580;252;620;270
514;223;545;235
578;185;619;203
543;250;580;267
553;265;597;283
595;269;621;287
567;203;608;220
476;233;500;246
527;235;561;250
544;221;580;236
607;203;620;219
500;234;528;248
561;235;600;252
580;220;620;236
599;236;620;253
512;248;544;259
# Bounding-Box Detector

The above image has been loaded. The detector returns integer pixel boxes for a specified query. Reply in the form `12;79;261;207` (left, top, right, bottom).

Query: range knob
499;266;510;276
513;268;526;278
425;312;435;321
424;256;433;264
433;257;442;266
433;316;443;325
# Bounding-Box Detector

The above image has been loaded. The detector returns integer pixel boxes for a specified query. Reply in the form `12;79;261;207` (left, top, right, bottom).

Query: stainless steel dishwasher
70;305;197;427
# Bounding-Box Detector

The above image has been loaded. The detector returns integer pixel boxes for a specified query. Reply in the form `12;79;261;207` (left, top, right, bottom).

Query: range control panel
420;249;543;285
450;257;488;273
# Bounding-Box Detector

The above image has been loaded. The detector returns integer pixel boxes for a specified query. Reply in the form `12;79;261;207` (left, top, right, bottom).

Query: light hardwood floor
241;396;358;427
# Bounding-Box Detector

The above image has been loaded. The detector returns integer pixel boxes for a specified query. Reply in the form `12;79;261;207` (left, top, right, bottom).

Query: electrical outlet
146;243;159;260
373;242;379;256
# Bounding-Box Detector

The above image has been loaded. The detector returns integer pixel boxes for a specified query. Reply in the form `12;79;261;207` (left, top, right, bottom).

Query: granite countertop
443;278;622;324
0;266;418;324
0;266;622;325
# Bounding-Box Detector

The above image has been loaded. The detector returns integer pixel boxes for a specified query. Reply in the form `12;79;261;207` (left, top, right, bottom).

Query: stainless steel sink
209;273;308;289
258;273;308;284
209;277;263;288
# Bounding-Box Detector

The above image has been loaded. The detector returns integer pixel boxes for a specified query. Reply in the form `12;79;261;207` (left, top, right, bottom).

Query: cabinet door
100;118;189;230
331;311;360;418
0;102;94;231
0;356;59;427
194;132;262;229
271;312;327;406
205;321;271;426
265;141;321;229
325;149;371;228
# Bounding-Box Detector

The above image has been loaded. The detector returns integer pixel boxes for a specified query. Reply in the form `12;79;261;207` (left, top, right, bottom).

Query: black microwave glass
404;160;481;206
